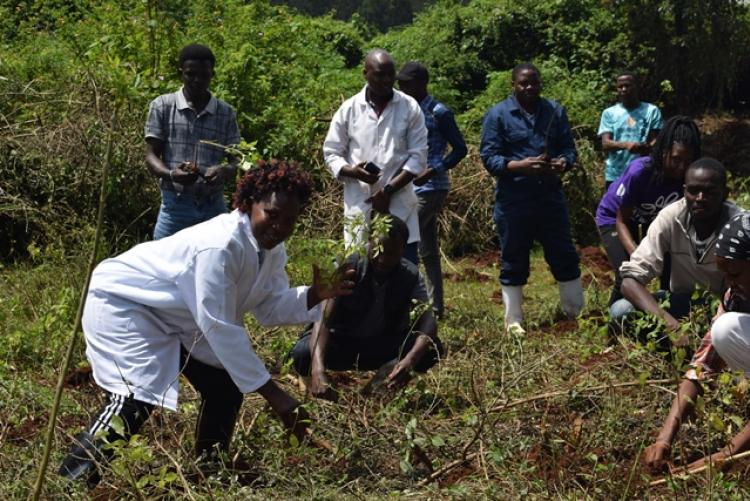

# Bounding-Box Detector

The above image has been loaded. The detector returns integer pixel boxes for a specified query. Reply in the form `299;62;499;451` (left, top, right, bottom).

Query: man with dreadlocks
611;157;741;345
480;62;582;336
596;116;702;306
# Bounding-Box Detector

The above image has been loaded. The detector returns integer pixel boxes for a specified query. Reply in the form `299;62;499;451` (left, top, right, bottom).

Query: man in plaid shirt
145;44;241;239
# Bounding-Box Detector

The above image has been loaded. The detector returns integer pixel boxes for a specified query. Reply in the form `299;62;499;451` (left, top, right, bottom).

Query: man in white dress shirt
58;161;354;487
323;48;428;263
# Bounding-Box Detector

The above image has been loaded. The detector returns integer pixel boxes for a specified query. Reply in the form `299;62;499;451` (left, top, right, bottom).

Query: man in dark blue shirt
396;62;468;319
480;63;583;335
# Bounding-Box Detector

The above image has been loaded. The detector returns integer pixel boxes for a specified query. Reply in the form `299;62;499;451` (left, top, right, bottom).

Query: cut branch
649;449;750;487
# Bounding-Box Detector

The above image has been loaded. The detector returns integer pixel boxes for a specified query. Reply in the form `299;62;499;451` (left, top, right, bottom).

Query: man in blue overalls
480;63;583;335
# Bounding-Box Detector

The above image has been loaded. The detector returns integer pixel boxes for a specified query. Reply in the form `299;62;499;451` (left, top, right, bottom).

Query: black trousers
180;348;243;456
82;348;243;457
289;328;444;376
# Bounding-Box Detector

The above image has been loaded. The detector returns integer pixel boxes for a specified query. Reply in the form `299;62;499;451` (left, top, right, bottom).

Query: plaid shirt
415;95;467;193
145;88;241;197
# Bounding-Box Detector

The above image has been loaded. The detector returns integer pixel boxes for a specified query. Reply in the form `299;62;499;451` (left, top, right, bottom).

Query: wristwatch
383;184;396;196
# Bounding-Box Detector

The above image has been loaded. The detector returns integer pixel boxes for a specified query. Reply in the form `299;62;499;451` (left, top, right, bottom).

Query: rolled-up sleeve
651;107;664;132
323;105;351;179
402;103;428;176
480;107;509;177
619;219;671;285
177;248;271;394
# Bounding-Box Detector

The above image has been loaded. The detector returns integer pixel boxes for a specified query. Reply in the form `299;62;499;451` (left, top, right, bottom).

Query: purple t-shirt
595;156;683;227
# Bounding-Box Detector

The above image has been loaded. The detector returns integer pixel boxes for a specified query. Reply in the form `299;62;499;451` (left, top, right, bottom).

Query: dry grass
3;239;750;499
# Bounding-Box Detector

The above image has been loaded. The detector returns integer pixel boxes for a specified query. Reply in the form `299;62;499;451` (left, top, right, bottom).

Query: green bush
1;0;749;261
0;0;367;259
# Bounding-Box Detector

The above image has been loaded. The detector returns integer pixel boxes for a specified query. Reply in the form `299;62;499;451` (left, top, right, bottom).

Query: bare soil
698;115;750;175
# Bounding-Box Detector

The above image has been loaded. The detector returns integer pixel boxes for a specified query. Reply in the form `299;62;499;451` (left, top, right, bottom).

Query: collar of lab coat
353;85;409;112
233;208;285;259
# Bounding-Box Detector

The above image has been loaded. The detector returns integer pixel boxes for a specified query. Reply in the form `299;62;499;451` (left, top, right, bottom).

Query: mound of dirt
578;246;614;287
445;268;494;283
469;250;500;268
64;365;93;388
699;115;750;175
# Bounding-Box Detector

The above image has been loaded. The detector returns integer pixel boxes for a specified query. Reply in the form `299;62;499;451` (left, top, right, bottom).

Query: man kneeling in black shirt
289;216;443;399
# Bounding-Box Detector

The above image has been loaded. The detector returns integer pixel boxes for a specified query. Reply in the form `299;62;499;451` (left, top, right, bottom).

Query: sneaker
506;322;526;336
58;431;109;488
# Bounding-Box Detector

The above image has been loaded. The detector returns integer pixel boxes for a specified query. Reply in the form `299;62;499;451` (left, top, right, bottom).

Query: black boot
58;431;110;488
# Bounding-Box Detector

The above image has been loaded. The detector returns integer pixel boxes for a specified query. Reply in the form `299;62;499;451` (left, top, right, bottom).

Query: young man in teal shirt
598;72;663;188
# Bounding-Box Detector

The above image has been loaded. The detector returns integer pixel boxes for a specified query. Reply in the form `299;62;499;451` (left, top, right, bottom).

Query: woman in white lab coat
59;160;354;486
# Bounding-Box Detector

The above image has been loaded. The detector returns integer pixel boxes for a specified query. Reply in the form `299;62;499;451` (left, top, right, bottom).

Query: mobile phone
363;161;381;175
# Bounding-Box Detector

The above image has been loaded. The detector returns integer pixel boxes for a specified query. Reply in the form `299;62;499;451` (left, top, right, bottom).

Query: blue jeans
493;187;580;285
153;190;227;240
417;190;447;316
609;290;710;350
599;224;672;306
609;290;696;322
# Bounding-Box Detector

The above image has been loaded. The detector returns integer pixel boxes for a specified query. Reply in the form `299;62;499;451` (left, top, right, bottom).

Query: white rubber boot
558;277;584;319
502;285;525;334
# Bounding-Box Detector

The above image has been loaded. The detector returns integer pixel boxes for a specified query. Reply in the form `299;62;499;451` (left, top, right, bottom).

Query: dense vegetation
2;0;750;498
2;0;750;260
271;0;434;31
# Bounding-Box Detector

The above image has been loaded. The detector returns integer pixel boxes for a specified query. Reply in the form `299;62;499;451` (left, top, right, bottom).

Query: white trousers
711;312;750;375
83;291;182;410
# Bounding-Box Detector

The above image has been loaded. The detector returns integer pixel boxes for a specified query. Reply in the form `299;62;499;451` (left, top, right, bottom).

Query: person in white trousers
58;160;354;487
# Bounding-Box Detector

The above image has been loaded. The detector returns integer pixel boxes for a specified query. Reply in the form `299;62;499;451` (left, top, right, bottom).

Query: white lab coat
82;209;322;410
323;86;428;245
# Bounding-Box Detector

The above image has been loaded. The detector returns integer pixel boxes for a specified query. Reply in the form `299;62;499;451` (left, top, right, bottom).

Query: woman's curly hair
233;159;314;213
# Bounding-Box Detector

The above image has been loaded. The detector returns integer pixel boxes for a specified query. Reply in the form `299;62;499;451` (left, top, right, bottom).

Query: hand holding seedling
258;379;309;441
509;155;550;176
202;165;225;184
171;161;200;185
307;264;355;309
386;357;414;390
279;404;311;442
369;188;392;214
663;312;681;332
310;371;339;402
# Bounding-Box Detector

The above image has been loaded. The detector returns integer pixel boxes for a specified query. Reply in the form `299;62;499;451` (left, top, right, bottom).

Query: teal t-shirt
598;102;663;182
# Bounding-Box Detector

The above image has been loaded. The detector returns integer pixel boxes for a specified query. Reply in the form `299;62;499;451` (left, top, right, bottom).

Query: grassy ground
2;236;750;499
